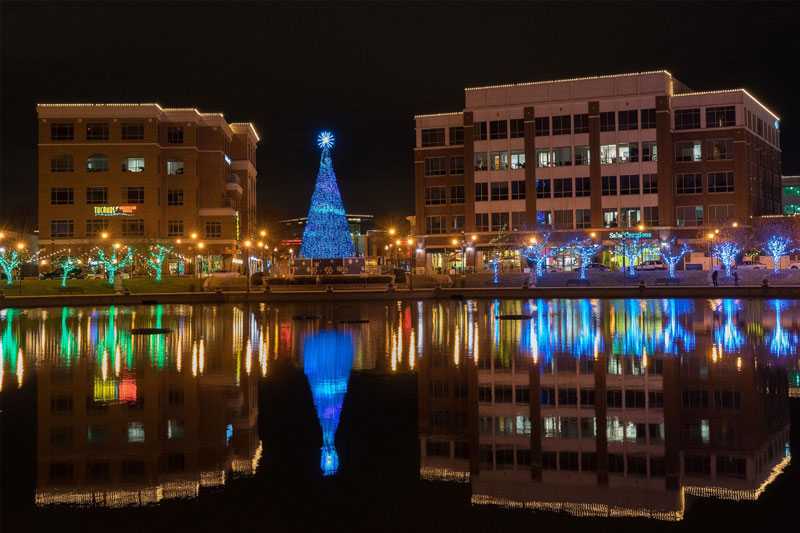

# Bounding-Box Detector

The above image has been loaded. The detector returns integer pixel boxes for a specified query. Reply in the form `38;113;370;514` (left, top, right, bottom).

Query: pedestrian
733;270;739;286
711;269;719;287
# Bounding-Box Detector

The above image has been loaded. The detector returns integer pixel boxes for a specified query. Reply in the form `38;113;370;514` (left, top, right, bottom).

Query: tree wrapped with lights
490;254;500;285
712;240;740;277
762;235;792;274
299;131;355;259
660;239;692;280
0;249;21;286
613;235;651;277
96;247;134;285
56;255;80;288
569;239;602;281
145;244;172;281
521;233;557;282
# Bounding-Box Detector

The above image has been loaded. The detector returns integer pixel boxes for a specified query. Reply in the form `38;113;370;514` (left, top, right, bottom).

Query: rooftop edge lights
672;88;780;121
464;69;674;92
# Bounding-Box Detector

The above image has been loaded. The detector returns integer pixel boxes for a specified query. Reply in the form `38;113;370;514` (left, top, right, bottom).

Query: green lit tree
96;247;134;285
57;255;80;288
0;249;21;286
145;244;172;281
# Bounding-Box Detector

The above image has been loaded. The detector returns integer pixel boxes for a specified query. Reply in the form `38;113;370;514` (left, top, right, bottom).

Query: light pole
243;240;252;293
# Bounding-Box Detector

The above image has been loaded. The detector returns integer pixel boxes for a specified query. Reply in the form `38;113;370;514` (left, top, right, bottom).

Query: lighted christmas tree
96;247;134;285
299;131;355;259
56;255;80;288
0;249;21;286
145;244;172;281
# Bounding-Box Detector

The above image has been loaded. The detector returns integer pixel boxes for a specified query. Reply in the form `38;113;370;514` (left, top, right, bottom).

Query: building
414;70;781;271
278;213;374;255
781;175;800;215
36;103;260;273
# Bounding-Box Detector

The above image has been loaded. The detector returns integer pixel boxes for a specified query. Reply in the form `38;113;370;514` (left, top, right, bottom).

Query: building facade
36;103;259;272
781;175;800;215
414;71;781;270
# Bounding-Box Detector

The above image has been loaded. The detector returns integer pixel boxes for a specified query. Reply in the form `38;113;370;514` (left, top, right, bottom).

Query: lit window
87;154;109;172
675;205;704;227
600;144;617;164
122;157;145;172
536;149;552;168
617;143;639;162
675;141;702;162
167;419;184;440
128;421;145;443
167;160;185;175
490;151;508;171
603;208;618;228
510;151;526;170
474;152;489;171
553;147;572;166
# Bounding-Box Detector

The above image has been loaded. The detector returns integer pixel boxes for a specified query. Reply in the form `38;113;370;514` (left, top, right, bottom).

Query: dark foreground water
1;299;799;531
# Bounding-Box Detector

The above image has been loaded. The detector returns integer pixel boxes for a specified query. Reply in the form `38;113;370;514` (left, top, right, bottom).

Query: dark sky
2;1;799;231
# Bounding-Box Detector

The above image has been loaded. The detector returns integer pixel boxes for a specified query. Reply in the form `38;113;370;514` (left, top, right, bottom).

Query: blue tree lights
763;235;792;274
521;234;557;282
660;239;692;280
712;240;741;277
300;131;355;259
613;235;651;277
569;239;601;281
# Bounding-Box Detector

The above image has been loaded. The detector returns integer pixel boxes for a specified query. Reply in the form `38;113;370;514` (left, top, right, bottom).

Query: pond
1;299;798;531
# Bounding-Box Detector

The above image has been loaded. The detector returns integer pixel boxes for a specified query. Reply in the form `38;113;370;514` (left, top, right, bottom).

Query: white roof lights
464;70;674;92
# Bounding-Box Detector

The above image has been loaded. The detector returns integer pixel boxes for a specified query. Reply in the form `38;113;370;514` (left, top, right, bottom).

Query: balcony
225;173;243;199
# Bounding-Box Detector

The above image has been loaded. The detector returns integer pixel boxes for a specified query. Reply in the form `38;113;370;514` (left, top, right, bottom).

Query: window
424;157;446;176
450;185;465;204
603;208;618;228
553;147;572;166
167;419;185;440
425;186;447;205
86;122;109;140
86;219;108;237
475;213;489;232
122;219;144;237
708;172;734;193
575;177;590;197
449;156;464;175
644;206;659;226
426;216;446;234
122;157;145;172
490;151;508;171
163;160;185;177
87;424;109;445
87;154;109;172
576;209;591;229
675;141;702;161
536;179;551;198
511;180;526;200
621;208;640;228
641;108;656;129
574;146;590;166
600;144;617;164
421;128;445;147
205;221;222;238
473;122;487;140
617;143;638;162
536;149;553;168
167;189;184;206
675;173;702;194
491;212;509;231
511;211;528;231
51;123;74;140
618;110;638;130
50;187;74;205
124;186;145;203
602;175;617;196
707;139;733;160
167;220;184;237
552;115;571;135
50;220;74;238
489;120;507;139
676;205;704;227
642;174;658;194
510;151;526;170
122;123;145;140
535;117;549;136
619;174;640;195
475;183;488;201
128;422;145;443
85;187;107;204
642;141;658;162
510;118;525;138
449;126;464;145
452;215;465;231
573;113;589;134
494;385;513;403
554;210;573;230
167;126;184;144
538;210;553;229
600;111;615;132
50;154;74;172
474;152;489;171
675;108;701;130
717;456;746;479
553;178;572;198
708;204;735;224
706;106;736;128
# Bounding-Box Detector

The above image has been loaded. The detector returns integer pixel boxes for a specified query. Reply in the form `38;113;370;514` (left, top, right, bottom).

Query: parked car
637;260;666;271
39;267;85;280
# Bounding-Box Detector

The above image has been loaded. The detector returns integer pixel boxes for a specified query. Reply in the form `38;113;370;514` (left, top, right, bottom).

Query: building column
589;101;603;227
524;106;537;228
463;112;476;232
656;95;675;227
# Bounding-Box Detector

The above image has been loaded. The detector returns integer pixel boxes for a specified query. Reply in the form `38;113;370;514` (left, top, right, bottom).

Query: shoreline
1;284;798;309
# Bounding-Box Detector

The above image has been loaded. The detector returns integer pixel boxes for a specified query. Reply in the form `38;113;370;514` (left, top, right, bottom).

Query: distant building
782;176;800;215
279;214;374;255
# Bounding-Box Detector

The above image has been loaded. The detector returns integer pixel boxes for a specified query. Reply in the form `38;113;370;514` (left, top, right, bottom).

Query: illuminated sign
609;231;652;240
93;205;137;217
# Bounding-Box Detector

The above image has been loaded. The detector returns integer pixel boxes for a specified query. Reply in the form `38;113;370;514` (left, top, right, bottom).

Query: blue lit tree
660;239;692;280
56;255;79;288
145;244;172;282
762;235;791;274
0;249;21;286
569;239;602;281
712;240;740;277
96;247;134;285
521;233;557;282
299;132;355;259
613;235;651;277
489;254;500;285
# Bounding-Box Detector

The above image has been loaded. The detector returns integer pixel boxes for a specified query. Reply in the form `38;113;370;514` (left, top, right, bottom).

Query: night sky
2;2;799;232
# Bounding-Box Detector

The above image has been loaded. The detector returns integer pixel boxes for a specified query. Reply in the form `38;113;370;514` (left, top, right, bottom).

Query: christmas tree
300;131;355;259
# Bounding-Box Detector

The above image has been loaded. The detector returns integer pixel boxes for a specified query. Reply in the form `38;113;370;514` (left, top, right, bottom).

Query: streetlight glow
100;231;109;239
388;227;396;236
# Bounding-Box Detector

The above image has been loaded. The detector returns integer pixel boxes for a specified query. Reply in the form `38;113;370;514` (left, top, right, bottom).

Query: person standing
712;269;719;287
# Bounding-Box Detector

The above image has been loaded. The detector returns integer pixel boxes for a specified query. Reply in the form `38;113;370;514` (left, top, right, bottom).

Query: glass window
576;209;591;229
449;156;464;175
123;186;145;204
204;221;222;238
676;205;704;227
511;180;526;200
706;106;736;128
167;189;184;206
600;144;617;164
618;110;638;130
167;160;185;175
510;151;526;169
554;210;573;230
121;123;145;140
642;141;658;162
87;154;109;172
552;115;571;135
50;187;74;205
619;174;640;195
424;157;446;176
425;186;447;205
675;108;701;130
86;122;109;140
474;213;489;232
448;126;464;145
86;219;108;237
473;122;487;140
511;211;528;231
127;422;145;443
675;141;702;162
642;174;658;194
643;206;659;226
489;120;507;139
621;208;641;227
490;181;509;201
641;108;657;129
600;111;615;132
490;151;508;171
553;147;572;166
675;173;703;194
574;145;590;166
167;419;185;440
122;157;145;172
50;154;74;172
573;113;589;134
50;219;74;238
475;183;488;202
167;220;184;237
510;119;525;138
602;175;617;196
450;185;465;204
603;208;618;228
536;149;553;168
535;117;549;136
452;215;465;231
553;178;572;198
491;212;509;231
50;123;74;140
575;176;590;197
537;211;552;227
708;172;734;193
421;128;445;147
617;143;638;162
167;126;184;144
474;152;489;171
122;219;145;237
86;187;108;204
708;204;735;224
536;179;551;199
707;139;733;160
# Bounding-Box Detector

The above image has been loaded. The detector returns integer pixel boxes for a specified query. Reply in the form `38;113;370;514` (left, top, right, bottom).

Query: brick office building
36;103;259;272
413;71;781;271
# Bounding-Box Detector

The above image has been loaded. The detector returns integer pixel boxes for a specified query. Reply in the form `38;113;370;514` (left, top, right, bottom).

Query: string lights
660;239;692;280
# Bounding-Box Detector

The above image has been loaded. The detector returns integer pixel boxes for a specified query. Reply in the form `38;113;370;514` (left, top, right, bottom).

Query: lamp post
243;240;252;294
